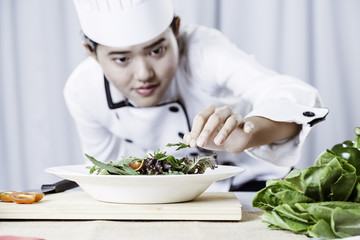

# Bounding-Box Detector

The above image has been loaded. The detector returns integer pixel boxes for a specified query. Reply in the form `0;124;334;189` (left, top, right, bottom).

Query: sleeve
63;62;121;163
189;26;329;167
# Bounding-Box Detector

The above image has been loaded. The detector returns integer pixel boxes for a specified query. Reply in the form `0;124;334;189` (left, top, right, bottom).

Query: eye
114;57;130;64
150;46;165;56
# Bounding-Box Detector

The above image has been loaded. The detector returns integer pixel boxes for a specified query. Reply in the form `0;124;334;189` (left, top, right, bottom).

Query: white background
1;0;360;190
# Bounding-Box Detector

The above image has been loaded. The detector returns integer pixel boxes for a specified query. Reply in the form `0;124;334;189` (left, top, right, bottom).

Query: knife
41;180;79;194
26;180;79;194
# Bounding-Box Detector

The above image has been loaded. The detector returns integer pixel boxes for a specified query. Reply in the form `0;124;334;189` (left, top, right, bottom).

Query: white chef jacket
64;24;328;191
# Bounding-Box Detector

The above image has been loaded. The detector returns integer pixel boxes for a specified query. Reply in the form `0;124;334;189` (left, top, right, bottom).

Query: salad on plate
86;142;218;176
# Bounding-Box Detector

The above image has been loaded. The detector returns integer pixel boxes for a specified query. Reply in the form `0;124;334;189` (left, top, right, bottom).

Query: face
91;28;179;107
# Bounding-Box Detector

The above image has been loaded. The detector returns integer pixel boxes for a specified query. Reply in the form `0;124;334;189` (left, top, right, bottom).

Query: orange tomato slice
0;191;18;202
9;192;36;204
26;192;44;202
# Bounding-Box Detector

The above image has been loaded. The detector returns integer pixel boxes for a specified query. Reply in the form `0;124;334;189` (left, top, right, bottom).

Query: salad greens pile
86;142;217;175
252;127;360;239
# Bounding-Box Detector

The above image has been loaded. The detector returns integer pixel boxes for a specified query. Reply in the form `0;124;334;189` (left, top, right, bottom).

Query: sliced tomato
0;191;18;202
9;192;36;204
129;159;144;170
25;192;44;202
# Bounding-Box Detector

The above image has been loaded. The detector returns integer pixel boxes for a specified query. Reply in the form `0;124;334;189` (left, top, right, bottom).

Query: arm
183;104;302;154
244;116;302;150
182;25;327;166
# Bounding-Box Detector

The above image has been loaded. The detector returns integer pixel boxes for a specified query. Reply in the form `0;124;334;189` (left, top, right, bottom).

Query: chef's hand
183;104;254;153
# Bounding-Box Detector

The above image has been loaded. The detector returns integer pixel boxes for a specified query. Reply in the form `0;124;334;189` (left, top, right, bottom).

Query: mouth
133;83;160;96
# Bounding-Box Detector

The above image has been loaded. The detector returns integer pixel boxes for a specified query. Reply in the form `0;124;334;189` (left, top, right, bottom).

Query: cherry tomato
129;159;144;170
0;191;18;202
26;192;44;202
10;192;36;204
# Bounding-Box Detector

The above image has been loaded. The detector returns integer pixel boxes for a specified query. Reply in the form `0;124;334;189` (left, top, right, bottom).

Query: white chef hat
73;0;174;47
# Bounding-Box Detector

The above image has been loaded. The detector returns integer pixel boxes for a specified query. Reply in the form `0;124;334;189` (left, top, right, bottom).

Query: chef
65;0;328;191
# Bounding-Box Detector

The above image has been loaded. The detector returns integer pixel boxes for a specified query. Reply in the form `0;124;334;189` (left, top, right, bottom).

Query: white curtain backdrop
1;0;360;190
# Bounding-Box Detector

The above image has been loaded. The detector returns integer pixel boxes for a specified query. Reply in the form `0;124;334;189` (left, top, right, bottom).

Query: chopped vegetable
252;127;360;239
0;191;44;204
27;192;45;202
10;192;36;204
86;142;218;175
0;191;17;202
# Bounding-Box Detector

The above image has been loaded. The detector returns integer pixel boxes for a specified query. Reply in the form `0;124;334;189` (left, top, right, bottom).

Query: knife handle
41;180;79;194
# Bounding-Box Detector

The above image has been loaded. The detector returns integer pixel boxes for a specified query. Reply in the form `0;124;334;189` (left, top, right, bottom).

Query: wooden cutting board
0;191;242;221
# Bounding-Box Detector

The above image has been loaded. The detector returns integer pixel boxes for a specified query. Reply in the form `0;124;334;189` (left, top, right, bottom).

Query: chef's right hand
183;104;254;153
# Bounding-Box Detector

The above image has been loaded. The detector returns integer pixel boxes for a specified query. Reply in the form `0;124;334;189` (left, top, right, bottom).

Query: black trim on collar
103;76;191;130
104;76;133;109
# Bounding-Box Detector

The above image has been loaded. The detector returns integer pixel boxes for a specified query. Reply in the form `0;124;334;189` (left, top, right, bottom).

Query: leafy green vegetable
285;152;357;202
252;127;360;239
166;142;190;151
252;179;314;211
85;142;217;175
331;127;360;175
85;154;138;175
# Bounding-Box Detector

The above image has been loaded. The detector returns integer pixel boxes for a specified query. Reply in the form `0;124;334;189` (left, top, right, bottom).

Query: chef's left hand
183;104;254;153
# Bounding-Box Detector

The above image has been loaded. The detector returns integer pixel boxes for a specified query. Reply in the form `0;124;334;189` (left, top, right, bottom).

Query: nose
133;58;154;83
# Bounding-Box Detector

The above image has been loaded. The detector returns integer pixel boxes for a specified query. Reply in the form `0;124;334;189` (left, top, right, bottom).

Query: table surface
0;191;309;240
234;191;258;211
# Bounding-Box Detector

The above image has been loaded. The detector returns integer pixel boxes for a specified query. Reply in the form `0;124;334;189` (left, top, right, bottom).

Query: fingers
185;105;244;148
243;121;255;134
197;106;235;147
214;114;244;145
185;104;216;147
183;105;256;150
183;132;192;146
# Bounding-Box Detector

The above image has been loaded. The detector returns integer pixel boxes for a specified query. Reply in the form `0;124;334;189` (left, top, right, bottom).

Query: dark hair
83;16;179;53
83;34;98;52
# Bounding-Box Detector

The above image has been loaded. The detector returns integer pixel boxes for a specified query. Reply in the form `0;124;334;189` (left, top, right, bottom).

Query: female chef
65;0;328;191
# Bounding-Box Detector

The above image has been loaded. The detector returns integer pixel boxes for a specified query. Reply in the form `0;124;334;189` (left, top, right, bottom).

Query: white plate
45;164;245;204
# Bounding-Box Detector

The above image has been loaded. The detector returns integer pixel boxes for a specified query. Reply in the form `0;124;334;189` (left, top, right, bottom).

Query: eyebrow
108;38;166;55
144;38;165;50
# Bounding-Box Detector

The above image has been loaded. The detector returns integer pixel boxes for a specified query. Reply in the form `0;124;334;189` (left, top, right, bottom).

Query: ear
82;41;97;59
174;17;181;36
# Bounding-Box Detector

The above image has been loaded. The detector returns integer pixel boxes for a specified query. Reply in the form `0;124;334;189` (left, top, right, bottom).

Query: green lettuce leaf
252;147;360;239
